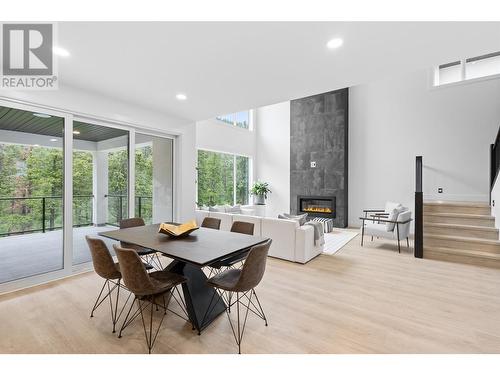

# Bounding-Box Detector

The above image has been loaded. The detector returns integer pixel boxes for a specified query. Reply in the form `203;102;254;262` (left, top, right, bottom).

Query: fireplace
297;196;336;218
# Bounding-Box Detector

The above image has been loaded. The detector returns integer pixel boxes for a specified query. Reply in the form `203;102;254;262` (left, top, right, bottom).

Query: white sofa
195;210;323;264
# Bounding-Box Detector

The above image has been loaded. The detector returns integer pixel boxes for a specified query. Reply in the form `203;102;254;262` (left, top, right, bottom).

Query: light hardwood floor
1;236;500;354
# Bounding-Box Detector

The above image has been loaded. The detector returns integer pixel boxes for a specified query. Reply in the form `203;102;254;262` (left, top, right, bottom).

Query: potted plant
250;181;272;205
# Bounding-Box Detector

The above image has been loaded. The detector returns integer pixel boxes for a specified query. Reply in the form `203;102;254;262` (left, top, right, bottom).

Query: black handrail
414;156;423;258
0;195;94;237
490;125;500;192
104;194;152;226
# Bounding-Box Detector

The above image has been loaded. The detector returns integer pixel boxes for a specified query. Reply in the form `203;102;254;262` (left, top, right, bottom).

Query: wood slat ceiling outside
0;106;128;142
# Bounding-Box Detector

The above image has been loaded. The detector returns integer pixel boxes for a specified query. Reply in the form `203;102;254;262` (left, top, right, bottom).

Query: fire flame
303;206;333;213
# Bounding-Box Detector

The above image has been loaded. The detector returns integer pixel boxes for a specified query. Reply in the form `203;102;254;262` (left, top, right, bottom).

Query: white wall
255;101;291;218
196;118;256;158
349;69;500;227
0;84;197;223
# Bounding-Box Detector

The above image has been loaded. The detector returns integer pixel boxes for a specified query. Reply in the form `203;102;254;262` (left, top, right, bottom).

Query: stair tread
425;246;500;260
424;200;490;208
424;233;500;245
423;212;494;219
424;223;499;232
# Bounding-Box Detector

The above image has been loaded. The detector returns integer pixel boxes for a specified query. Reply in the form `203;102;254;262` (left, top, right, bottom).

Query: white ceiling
57;22;500;123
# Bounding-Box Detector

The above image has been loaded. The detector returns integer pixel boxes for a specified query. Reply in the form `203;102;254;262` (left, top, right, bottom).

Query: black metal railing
414;156;423;258
104;194;152;226
490;125;500;193
0;195;94;237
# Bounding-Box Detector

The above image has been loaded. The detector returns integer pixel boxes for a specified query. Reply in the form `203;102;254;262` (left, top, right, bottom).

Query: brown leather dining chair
207;239;271;354
114;245;189;354
201;217;221;230
119;218;162;271
86;236;130;333
208;221;255;277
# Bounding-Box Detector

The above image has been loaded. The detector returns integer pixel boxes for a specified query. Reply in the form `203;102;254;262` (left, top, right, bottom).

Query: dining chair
201;217;221;230
114;245;189;354
119;218;163;271
86;236;131;333
206;239;271;354
207;221;255;278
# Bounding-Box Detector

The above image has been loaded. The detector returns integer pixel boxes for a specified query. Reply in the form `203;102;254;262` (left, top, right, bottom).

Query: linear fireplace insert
297;195;336;218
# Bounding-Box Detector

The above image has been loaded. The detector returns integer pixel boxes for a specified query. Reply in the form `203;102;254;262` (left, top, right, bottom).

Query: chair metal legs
142;252;163;271
217;288;268;354
90;279;131;333
117;286;189;354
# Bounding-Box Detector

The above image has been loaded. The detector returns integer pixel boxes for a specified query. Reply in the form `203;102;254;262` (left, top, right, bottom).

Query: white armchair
359;208;412;253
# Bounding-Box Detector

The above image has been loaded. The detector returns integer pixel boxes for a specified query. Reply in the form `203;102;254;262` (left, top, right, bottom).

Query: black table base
165;260;226;333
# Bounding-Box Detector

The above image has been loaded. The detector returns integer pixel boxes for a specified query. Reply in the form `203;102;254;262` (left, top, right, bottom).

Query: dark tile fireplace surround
290;88;348;228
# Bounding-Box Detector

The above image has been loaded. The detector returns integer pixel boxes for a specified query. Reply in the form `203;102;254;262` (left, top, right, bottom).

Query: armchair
359;210;412;253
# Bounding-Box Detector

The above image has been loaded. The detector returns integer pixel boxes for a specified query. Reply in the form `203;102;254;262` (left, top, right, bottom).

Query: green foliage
0;141;157;234
196;150;249;207
250;181;271;199
135;145;153;224
107;149;129;225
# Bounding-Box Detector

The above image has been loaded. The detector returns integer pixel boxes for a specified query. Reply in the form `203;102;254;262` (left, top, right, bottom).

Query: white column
128;130;135;219
63;113;74;270
152;137;173;223
95;151;109;225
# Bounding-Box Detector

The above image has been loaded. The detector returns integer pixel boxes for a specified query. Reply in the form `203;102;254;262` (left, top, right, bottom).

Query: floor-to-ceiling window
135;133;173;224
0;105;65;283
72;121;129;265
197;149;250;207
0;101;175;291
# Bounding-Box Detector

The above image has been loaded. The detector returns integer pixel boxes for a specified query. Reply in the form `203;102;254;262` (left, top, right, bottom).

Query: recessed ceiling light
53;46;70;57
33;113;51;118
73;130;80;135
50;138;58;142
326;38;343;49
176;93;187;101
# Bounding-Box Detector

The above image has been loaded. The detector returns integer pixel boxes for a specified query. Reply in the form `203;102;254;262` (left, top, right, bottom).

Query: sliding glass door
135;133;173;224
0;102;175;291
0;105;65;283
72;121;129;265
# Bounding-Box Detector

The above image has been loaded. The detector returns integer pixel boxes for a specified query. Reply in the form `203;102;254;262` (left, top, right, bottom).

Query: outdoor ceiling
56;22;500;123
0;106;128;142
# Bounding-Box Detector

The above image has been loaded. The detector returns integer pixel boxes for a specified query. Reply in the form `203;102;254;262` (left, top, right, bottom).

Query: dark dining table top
99;224;268;267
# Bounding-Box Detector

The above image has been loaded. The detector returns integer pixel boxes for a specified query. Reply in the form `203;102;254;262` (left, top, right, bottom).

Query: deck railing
0;194;153;236
0;195;94;237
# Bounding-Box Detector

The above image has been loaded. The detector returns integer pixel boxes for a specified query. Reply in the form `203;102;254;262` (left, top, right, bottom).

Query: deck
0;226;117;284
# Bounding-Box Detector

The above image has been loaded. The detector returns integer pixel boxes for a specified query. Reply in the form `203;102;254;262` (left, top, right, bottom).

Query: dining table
99;224;268;333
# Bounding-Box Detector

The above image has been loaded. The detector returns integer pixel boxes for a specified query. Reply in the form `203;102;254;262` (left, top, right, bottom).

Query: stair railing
414;156;423;258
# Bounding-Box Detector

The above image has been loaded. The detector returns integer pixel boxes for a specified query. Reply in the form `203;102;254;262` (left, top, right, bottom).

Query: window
216;111;250;129
197;150;250;207
434;51;500;86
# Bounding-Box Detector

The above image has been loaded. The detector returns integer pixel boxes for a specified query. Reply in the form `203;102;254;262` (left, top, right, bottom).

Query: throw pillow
208;205;225;213
278;213;308;226
226;204;242;214
385;205;404;231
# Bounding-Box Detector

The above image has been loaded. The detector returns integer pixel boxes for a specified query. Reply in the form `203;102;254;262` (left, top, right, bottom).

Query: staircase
423;201;500;268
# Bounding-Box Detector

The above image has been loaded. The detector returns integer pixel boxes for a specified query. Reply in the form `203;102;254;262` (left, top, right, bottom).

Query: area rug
323;229;359;255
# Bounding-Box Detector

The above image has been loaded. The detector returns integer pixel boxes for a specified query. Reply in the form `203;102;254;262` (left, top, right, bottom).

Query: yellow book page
160;219;198;236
